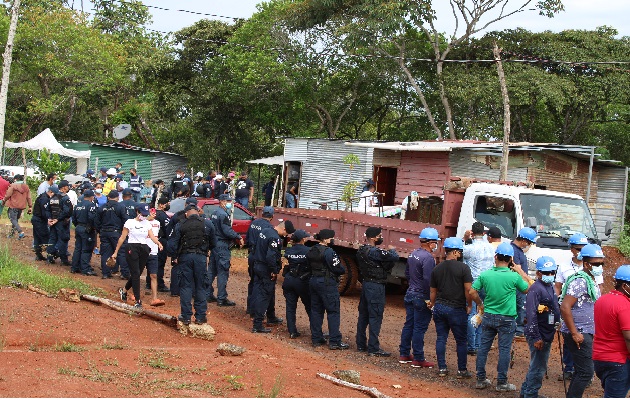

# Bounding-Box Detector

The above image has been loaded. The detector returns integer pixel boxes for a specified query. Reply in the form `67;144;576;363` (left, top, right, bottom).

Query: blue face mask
591;265;604;277
225;203;232;210
541;275;555;284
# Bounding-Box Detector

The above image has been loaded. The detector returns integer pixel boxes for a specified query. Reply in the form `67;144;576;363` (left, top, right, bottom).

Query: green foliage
25;149;70;191
224;375;244;390
340;153;360;209
54;341;84;352
616;226;630;257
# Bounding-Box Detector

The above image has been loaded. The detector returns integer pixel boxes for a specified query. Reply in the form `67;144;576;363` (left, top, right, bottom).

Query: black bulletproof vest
306;245;328;277
33;193;47;218
179;215;207;253
356;245;388;283
49;195;62;219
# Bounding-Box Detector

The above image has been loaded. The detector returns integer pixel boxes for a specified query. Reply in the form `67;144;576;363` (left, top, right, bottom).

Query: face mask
431;243;438;253
375;238;383;246
138;216;146;221
523;245;531;253
95;189;102;194
225;203;232;209
591;265;603;276
176;174;182;179
620;284;630;299
541;275;555;284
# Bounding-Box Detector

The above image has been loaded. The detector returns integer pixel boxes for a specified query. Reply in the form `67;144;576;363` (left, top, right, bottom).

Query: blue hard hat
613;265;630;282
517;227;538;242
443;237;463;250
115;174;123;180
579;244;605;259
86;169;95;175
419;227;440;241
496;242;515;257
536;256;557;272
568;233;589;246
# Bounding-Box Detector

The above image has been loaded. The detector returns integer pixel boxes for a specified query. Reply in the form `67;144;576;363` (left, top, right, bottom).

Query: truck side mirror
526;217;538;231
604;220;613;237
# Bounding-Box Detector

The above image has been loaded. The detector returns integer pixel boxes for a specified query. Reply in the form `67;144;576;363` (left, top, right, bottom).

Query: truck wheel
338;253;359;295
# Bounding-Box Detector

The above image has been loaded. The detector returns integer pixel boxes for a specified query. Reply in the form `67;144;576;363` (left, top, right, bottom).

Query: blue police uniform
71;199;97;274
251;227;283;330
167;214;217;324
165;210;186;295
95;199;125;277
31;192;51;260
209;206;241;303
282;243;312;336
116;198;138;278
307;244;346;347
246;217;273;314
46;193;73;264
129;174;144;202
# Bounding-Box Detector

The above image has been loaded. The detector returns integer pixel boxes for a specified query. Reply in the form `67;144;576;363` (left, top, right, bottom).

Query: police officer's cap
184;204;199;213
47;185;60;194
185;197;198;205
158;196;169;205
365;227;381;238
262;206;274;217
136;204;150;216
83;189;95;197
284;220;296;234
57;180;69;188
115;174;123;180
100;167;108;173
292;229;309;242
122;188;133;196
219;194;233;201
86;169;95;175
107;190;119;199
316;229;335;240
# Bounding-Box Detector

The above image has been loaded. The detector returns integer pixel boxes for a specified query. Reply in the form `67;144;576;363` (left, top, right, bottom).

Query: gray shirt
560;277;600;335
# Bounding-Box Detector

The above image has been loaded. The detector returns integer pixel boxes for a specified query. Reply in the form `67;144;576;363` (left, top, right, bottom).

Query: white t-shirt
124;218;152;244
358;191;377;210
555;260;604;286
147;219;161;256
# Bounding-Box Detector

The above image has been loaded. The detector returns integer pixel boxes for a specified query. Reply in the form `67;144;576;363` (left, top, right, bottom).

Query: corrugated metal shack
61;141;188;183
282;138;628;244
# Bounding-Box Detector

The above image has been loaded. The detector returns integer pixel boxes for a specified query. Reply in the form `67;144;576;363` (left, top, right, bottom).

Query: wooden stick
316;373;389;398
27;284;50;296
80;294;177;327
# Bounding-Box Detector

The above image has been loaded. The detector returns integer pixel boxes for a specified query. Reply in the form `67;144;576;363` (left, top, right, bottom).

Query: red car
196;198;255;240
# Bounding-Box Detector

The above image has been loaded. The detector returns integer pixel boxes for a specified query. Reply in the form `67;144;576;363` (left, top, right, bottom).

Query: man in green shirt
470;242;531;392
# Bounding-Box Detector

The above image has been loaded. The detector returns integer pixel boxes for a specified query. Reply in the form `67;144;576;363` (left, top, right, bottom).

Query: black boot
35;251;46;261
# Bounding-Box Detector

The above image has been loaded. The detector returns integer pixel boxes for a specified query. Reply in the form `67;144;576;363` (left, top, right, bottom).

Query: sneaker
411;360;435;368
289;332;301;339
495;382;517;392
476;378;492;389
357;346;367;352
252;327;272;333
101;274;112;279
118;288;127;302
18;232;26;240
133;301;142;309
177;315;191;325
557;371;574;381
194;318;207;325
207;295;218;303
312;338;328;347
457;370;473;379
329;342;350;350
438;369;448;377
82;271;98;276
158;286;170;293
399;355;414;364
61;261;72;266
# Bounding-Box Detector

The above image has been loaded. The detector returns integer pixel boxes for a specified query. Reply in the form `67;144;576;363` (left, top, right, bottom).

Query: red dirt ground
0;220;626;397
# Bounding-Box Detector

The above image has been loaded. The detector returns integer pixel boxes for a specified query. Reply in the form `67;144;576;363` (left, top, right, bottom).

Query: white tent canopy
5;128;91;159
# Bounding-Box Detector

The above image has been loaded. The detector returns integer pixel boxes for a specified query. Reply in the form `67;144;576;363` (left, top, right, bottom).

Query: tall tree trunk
493;42;511;181
436;61;456;139
0;0;21;163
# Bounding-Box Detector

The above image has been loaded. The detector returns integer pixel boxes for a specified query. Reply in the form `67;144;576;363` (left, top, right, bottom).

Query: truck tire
338;253;359;295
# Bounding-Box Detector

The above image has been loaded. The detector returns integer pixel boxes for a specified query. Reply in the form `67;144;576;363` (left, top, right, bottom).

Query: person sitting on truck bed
398;227;439;368
357;185;377;212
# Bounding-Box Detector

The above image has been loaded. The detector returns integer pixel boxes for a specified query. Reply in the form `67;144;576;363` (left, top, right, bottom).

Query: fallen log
316;373;389;398
81;294;177;327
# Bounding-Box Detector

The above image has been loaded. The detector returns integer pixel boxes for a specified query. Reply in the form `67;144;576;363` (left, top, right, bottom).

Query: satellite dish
113;124;132;140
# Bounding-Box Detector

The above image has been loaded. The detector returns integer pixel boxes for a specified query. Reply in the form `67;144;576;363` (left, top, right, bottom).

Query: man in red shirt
0;173;9;216
593;265;630;398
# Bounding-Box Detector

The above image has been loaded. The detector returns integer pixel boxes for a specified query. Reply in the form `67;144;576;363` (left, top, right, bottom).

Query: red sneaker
399;355;414;364
411;360;435;368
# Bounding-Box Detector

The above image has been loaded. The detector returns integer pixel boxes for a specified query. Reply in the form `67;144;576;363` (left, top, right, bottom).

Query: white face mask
138;215;146;221
431;242;438;253
95;189;102;194
176;174;182;179
523;245;531;253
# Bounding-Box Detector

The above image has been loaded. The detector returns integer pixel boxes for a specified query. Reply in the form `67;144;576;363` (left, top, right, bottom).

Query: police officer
307;229;348;350
168;204;217;325
128;168;144;203
31;185;56;261
46;180;73;266
282;229;313;339
95;190;126;278
117;188;138;279
356;227;399;357
71;190;98;276
165;197;199;296
208;194;244;306
170;168;189;200
246;206;274;315
251;220;295;333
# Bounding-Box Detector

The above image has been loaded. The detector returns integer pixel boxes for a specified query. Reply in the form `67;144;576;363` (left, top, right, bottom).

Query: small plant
616;225;630;257
58;367;78;376
101;340;125;350
55;342;84;352
139;349;174;370
340;154;361;211
25;149;71;192
102;358;119;366
224;374;244;390
256;373;283;398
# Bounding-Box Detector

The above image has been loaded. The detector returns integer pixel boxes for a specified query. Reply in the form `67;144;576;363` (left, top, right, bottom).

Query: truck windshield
520;194;598;243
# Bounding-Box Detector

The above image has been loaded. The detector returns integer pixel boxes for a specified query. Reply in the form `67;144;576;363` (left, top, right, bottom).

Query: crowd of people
1;167;629;398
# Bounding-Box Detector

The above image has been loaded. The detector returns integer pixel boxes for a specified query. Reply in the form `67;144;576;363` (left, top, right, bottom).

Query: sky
117;0;630;37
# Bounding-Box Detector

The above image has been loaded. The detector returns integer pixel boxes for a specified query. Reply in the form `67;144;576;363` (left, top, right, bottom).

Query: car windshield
520;194;598;240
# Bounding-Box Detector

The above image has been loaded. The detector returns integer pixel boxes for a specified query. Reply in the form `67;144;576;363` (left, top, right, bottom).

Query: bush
25;149;71;192
616;226;630;257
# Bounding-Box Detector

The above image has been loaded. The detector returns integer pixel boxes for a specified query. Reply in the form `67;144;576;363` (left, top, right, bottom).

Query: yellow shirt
103;178;117;196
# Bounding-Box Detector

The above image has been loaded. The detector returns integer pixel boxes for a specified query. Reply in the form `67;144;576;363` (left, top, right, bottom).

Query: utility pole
0;0;21;164
493;42;511;181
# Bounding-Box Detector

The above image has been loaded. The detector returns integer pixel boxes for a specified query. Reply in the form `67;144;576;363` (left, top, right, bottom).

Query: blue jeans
309;276;342;345
208;244;231;301
433;303;468;371
516;291;526;334
235;197;249;209
356;281;386;353
520;338;553;397
178;253;208;322
563;339;575;373
467;301;482;352
563;332;594;397
399;292;433;361
476;313;516;384
594;359;630;398
285;193;296;208
282;274;312;335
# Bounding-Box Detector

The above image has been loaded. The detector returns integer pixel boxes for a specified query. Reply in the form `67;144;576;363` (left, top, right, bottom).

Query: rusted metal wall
395;151;450;202
450;150;529;182
527;152;598;200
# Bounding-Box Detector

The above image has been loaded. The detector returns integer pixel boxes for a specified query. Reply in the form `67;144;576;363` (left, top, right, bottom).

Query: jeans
310;276;342;345
563;332;594;398
252;264;276;329
516;291;526;335
235;197;249;209
520;338;553;397
433;303;468;371
178;253;208;322
7;207;23;234
208;244;231;301
282;274;312;335
476;313;516;384
117;240;131;277
594;359;630;398
146;239;167;289
71;226;94;273
285;193;296;208
356;281;386;353
563;340;575;373
467;301;482;352
399;292;433;361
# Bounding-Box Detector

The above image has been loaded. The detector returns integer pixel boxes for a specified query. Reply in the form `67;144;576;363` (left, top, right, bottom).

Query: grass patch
0;245;104;297
58;367;79;376
55;341;85;352
102;358;119;366
101;340;126;350
138;349;180;371
224;374;244;390
256;373;283;398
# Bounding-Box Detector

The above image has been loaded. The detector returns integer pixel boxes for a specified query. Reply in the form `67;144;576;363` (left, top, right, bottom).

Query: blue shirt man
511;227;537;338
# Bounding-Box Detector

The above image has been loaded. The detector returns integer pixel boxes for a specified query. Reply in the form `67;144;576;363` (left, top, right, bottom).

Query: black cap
136;204;150;216
219;194;233;201
184;204;199;213
284;220;296;234
158;196;170;205
262;206;274;217
122;188;133;196
57;180;69;188
107;190;119;199
83;189;95;197
185;197;198;205
316;229;335;240
292;230;309;242
471;221;485;235
487;226;502;238
365;227;382;238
